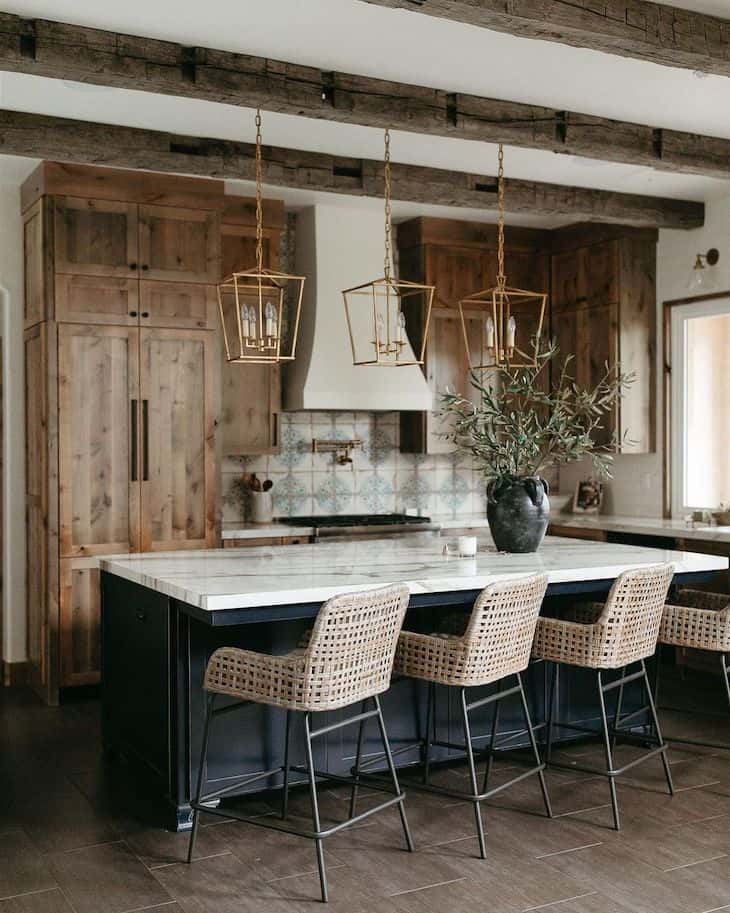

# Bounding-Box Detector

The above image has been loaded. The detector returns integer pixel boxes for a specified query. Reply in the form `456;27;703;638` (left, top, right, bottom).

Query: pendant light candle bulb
241;305;251;340
485;315;495;351
506;315;517;351
264;301;277;339
397;310;406;345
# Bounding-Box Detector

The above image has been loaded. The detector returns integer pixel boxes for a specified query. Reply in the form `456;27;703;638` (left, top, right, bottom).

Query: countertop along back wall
559;190;730;518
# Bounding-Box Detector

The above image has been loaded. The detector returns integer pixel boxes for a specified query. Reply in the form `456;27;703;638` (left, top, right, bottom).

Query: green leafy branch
438;342;635;485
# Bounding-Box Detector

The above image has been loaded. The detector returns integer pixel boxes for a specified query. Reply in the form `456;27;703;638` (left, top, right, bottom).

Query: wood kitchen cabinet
22;163;224;701
397;217;550;454
550;226;657;452
219;197;286;456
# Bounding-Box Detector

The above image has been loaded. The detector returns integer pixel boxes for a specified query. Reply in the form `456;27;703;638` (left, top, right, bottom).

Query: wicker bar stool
656;588;730;750
353;573;551;860
533;564;675;831
187;583;413;904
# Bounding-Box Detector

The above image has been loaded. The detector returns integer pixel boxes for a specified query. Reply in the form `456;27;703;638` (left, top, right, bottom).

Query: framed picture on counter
573;479;603;514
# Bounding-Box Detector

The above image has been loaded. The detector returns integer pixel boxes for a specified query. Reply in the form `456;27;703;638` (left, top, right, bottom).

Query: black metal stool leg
460;688;487;859
546;663;558;764
597;671;620;831
482;688;501;794
516;672;553;818
374;695;414;852
187;693;215;864
282;709;292;820
722;654;730;711
423;681;435;785
642;660;674;796
349;700;368;819
611;666;626;752
304;712;328;903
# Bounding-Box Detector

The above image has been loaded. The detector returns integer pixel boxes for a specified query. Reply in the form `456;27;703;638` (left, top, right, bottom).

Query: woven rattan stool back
303;583;410;710
596;564;675;668
396;574;548;688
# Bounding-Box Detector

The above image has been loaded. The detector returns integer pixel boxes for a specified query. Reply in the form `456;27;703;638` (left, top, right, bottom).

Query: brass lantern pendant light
217;109;305;365
342;129;434;366
458;144;547;370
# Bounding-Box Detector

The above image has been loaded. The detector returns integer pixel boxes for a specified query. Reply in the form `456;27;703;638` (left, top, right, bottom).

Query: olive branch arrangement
438;344;634;485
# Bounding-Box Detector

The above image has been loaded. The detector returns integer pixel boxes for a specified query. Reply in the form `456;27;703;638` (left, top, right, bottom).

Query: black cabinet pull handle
136;611;146;622
141;311;149;318
130;400;138;482
141;264;149;271
129;311;138;318
129;262;137;270
142;399;150;482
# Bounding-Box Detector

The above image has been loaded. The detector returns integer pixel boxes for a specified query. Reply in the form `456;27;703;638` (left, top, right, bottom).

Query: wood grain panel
24;324;47;691
139;281;216;330
139;328;216;551
60;557;100;686
55;274;139;325
54;196;138;278
23;199;46;328
138;205;219;283
58;324;140;556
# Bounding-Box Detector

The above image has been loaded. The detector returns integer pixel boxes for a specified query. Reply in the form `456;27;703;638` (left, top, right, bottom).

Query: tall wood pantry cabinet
23;163;222;704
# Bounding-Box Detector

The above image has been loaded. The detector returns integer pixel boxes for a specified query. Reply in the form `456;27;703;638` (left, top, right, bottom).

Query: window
671;297;730;515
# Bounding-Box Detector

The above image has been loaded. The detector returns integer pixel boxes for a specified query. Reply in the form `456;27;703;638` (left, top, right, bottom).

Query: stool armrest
532;616;606;667
661;602;730;652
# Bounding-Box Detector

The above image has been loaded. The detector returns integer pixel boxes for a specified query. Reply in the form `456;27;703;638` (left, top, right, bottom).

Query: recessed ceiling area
1;0;729;228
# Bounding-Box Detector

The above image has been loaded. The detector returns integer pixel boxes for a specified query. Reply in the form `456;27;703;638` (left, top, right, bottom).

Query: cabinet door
220;226;282;455
552;303;619;448
427;246;495;309
60;558;101;687
138;206;219;282
551;249;588;314
58;324;141;557
55;274;139;326
54;197;138;277
139;280;216;330
139;328;216;551
586;241;619;307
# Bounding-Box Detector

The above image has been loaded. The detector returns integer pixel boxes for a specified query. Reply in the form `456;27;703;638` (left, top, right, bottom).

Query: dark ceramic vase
486;476;550;553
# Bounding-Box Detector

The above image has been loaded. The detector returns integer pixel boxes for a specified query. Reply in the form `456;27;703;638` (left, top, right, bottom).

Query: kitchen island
100;534;727;830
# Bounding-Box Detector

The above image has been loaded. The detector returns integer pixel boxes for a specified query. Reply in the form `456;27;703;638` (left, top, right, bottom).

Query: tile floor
1;667;729;913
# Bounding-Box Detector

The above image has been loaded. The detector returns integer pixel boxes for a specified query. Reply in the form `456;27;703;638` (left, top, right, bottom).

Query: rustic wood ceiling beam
0;12;729;179
363;0;730;79
0;110;703;229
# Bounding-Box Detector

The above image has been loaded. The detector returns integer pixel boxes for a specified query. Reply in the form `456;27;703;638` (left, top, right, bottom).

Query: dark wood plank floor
1;666;729;913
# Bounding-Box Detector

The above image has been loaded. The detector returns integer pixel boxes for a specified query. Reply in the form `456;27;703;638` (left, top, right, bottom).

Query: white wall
0;167;28;664
560;191;730;518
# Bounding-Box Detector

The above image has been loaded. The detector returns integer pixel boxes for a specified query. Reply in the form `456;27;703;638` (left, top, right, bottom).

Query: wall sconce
688;248;719;293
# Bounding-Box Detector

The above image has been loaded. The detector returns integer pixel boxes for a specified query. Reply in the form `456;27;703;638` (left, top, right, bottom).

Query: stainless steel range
286;513;437;541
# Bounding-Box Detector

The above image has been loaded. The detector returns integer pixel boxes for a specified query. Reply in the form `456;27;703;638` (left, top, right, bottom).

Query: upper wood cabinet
24;199;49;328
138;205;219;282
219;198;286;456
55;274;139;326
139;281;217;330
54;197;138;277
550;228;657;453
397;217;550;454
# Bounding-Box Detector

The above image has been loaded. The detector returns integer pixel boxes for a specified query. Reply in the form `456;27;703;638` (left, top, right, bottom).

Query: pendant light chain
496;143;506;293
383;128;392;281
255;107;264;274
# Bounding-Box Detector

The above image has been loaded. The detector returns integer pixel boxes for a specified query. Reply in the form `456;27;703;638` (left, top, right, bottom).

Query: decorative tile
314;471;354;514
362;426;395;467
398;471;431;512
437;470;471;516
358;472;395;513
268;420;309;471
271;472;311;517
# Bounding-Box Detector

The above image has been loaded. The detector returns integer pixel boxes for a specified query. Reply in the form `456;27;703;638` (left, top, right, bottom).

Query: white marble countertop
548;514;730;544
222;522;315;540
100;534;728;612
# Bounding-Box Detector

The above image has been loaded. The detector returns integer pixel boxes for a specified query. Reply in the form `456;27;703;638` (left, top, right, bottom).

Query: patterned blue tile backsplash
222;411;558;522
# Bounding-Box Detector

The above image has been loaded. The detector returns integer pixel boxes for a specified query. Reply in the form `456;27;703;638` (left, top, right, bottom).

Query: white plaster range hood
284;203;433;411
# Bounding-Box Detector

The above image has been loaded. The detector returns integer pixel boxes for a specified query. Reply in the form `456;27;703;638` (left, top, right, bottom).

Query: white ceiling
1;0;729;227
